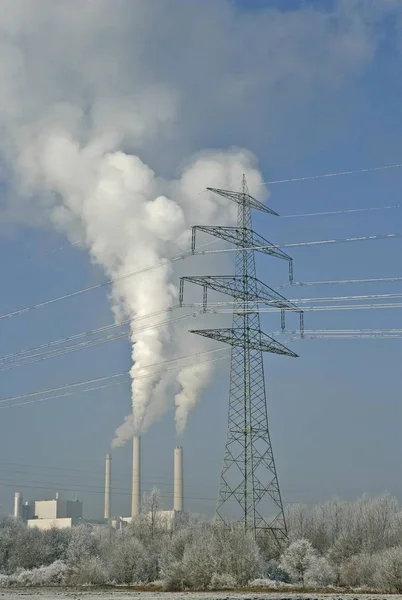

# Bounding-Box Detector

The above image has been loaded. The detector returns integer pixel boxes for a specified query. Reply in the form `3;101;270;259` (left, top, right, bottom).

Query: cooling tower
13;492;23;519
174;446;183;512
131;435;141;517
104;453;111;520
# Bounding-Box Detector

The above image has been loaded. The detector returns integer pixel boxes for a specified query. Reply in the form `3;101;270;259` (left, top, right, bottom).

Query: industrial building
13;442;185;530
14;492;83;530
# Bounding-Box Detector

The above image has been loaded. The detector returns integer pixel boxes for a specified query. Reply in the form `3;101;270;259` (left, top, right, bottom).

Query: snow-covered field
0;591;401;600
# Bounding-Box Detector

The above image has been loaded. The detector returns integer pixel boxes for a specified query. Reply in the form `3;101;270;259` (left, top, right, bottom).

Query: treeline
1;491;402;591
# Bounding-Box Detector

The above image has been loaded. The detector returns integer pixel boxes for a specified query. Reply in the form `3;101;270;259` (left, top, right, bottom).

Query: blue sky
0;0;401;520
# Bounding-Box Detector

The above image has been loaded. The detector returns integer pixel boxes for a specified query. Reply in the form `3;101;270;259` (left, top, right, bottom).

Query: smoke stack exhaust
131;435;141;517
104;453;111;520
174;446;183;512
14;492;23;519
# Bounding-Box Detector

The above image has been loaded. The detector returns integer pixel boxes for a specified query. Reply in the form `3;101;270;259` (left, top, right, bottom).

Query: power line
0;232;397;327
292;333;402;340
280;328;402;334
291;293;402;304
272;328;402;340
194;232;402;255
0;346;228;405
259;162;402;186
187;292;402;308
281;205;400;219
0;261;175;322
279;276;402;289
0;238;218;324
0;350;230;409
211;302;402;313
0;310;166;362
0;478;218;504
0;309;200;373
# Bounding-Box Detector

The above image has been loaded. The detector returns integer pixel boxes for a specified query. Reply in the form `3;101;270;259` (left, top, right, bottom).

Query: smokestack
174;446;183;512
104;453;111;520
131;435;141;517
14;492;23;519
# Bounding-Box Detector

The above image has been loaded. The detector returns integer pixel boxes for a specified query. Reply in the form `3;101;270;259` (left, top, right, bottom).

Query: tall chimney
104;453;111;520
174;446;183;512
13;492;23;519
131;435;141;517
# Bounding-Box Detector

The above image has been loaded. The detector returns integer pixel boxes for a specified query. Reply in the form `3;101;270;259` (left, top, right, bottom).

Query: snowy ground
0;590;401;600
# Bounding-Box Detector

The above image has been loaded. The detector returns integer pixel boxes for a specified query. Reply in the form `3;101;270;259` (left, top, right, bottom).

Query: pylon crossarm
191;225;292;262
189;328;298;357
206;186;279;216
180;275;301;312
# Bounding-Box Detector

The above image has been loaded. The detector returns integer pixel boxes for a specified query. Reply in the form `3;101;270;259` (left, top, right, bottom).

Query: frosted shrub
15;561;68;586
249;577;279;587
0;574;11;587
67;525;99;567
263;559;291;583
215;526;261;585
182;531;217;589
105;533;148;584
210;572;236;589
279;538;318;585
162;560;190;591
377;547;402;592
339;552;378;588
67;556;106;585
305;556;335;587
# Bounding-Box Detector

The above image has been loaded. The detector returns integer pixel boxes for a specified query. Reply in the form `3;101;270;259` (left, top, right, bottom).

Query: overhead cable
0;349;230;409
186;293;402;308
1;232;398;324
194;232;402;255
259;162;402;186
0;309;201;372
279;276;402;289
209;302;402;314
0;346;227;405
281;205;400;219
0;237;223;323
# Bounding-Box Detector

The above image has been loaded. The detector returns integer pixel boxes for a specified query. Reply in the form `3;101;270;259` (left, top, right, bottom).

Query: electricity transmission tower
179;176;303;544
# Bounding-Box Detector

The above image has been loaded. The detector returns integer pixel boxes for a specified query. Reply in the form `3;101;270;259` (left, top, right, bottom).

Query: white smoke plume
0;2;266;440
5;117;265;443
0;0;378;444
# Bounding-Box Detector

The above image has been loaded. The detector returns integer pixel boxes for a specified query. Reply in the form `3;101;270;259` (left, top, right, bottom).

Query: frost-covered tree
339;552;378;588
42;528;71;565
105;531;149;584
181;528;217;589
67;525;99;568
142;487;161;538
305;555;335;587
377;547;402;592
0;517;26;573
279;538;318;585
214;525;261;585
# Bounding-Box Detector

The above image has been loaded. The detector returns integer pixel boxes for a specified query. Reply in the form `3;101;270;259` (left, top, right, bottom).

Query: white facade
33;498;82;522
27;518;72;530
13;493;83;526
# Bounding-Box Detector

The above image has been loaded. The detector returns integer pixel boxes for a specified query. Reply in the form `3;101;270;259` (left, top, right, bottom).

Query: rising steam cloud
0;0;381;444
0;2;270;444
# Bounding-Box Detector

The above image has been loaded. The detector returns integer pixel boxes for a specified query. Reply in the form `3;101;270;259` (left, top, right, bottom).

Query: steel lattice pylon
179;176;303;545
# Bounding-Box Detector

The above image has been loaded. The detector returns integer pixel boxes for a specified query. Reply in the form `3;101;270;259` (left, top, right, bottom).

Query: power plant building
14;492;83;530
13;443;185;529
